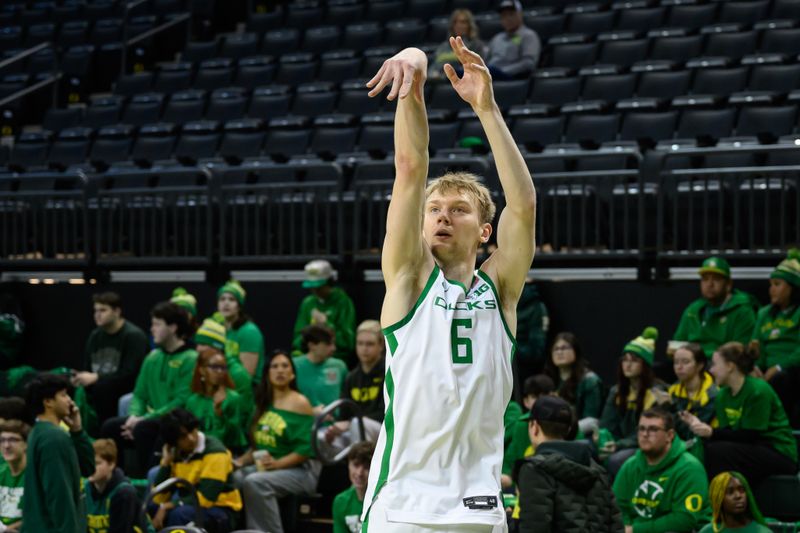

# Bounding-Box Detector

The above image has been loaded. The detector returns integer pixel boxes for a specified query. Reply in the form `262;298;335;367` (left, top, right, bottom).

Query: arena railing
122;11;192;74
0;43;60;133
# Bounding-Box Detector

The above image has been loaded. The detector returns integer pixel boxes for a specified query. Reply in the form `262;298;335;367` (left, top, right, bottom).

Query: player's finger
443;63;460;85
368;67;394;97
386;69;403;100
398;65;415;99
366;63;387;88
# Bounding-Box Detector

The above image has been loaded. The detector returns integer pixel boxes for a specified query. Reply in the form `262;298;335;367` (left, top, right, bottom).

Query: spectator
293;260;356;362
545;332;604;434
185;320;249;454
613;408;710;533
600;327;664;477
680;342;798;485
659;343;717;448
669;257;757;358
85;439;151;533
101;302;198;477
151;409;242;532
199;316;254;422
72;292;149;426
515;279;550;382
502;374;555;490
332;441;375;533
0;294;24;373
700;471;770;533
428;9;487;80
0;420;28;531
324;320;386;452
295;325;348;415
170;286;198;327
22;374;94;533
234;350;320;533
217;279;265;384
515;396;622;533
485;0;541;80
751;249;800;426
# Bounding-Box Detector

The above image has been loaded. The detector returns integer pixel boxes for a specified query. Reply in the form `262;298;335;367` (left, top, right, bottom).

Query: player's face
722;476;748;517
269;354;295;388
348;460;370;492
700;273;730;304
93;303;119;328
673;348;700;384
769;278;792;308
551;340;576;368
356;331;384;367
151;317;176;346
217;293;240;320
621;353;643;379
89;455;114;484
423;190;489;261
0;432;25;463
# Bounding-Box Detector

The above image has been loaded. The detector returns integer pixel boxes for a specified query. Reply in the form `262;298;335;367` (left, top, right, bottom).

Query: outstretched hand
366;47;427;101
443;36;494;112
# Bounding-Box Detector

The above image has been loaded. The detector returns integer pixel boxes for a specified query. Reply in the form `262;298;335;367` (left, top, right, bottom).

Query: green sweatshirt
185;389;249;452
129;344;197;419
715;375;798;463
559;371;605;420
503;400;523;445
600;385;659;449
613;438;711;533
503;416;532;477
21;421;95;533
292;287;356;361
751;304;800;371
332;485;365;533
699;522;771;533
673;290;757;357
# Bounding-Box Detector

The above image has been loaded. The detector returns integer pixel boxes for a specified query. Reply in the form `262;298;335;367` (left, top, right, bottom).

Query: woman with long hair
599;327;663;476
661;342;717;444
235;350;319;533
545;332;604;433
681;342;797;485
185;318;248;453
428;9;487;79
699;471;770;532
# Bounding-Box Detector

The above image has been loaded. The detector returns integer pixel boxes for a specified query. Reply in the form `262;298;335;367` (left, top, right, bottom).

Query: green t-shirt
699;522;771;533
715;375;798;463
294;355;348;408
751;304;800;371
129;344;198;419
226;320;266;383
185;390;249;452
252;408;315;459
503;417;531;477
0;462;23;525
332;485;364;533
293;287;356;361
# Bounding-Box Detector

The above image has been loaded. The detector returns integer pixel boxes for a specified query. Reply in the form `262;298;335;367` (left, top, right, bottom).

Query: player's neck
439;260;477;291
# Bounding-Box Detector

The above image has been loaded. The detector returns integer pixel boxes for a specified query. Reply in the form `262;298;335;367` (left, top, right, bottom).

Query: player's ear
479;223;492;243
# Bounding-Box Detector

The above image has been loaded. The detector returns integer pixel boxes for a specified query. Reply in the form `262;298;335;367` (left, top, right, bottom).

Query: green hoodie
292;287;356;361
673;290;757;357
613;438;710;533
751;303;800;371
129;344;198;419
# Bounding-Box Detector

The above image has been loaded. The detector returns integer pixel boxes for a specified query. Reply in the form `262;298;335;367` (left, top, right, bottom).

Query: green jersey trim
476;270;518;351
382;265;440;336
368;368;395;514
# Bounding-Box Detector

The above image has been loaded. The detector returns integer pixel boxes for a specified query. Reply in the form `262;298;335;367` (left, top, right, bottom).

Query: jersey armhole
476;270;518;350
381;265;440;337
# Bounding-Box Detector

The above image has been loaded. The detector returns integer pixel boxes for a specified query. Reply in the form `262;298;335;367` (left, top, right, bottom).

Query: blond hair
93;438;118;464
425;172;496;225
357;319;383;343
449;9;479;40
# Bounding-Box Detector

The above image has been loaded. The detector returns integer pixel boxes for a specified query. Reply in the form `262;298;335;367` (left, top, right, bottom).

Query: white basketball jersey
361;265;515;527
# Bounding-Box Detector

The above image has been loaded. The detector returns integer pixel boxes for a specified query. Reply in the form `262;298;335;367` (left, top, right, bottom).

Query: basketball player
360;37;536;532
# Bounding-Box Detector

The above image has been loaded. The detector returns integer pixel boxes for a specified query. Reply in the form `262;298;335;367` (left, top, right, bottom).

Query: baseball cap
302;259;334;289
698;256;731;278
523;396;574;426
497;0;523;12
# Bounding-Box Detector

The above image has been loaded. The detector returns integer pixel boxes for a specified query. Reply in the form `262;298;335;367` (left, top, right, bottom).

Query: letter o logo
685;494;702;512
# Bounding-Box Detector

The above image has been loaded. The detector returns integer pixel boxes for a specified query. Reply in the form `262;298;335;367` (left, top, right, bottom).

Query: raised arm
367;48;435;321
444;37;536;310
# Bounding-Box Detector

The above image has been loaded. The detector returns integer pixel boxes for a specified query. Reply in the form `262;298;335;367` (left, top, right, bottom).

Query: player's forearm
476;104;535;212
394;85;429;179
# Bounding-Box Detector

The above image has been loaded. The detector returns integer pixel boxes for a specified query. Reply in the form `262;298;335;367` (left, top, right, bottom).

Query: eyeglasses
552;345;573;352
637;426;666;435
206;364;228;372
0;437;22;445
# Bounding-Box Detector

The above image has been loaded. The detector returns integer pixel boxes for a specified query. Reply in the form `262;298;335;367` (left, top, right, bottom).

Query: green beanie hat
170;287;197;317
623;327;658;367
771;249;800;288
195;318;227;351
698;256;731;279
217;280;246;306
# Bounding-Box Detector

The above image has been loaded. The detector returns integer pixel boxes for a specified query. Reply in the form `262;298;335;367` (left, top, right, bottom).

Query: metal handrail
0;43;51;73
311;399;366;465
0;73;61;110
126;12;191;47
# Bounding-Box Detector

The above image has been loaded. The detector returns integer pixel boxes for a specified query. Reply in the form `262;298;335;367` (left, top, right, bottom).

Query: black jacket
515;440;623;533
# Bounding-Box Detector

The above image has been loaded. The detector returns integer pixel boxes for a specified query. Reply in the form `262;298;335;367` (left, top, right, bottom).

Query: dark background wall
0;276;771;383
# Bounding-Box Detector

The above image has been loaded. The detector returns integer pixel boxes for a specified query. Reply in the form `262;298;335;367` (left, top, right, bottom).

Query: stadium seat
131;123;177;164
163;90;207;124
48;126;92;169
529;75;581;106
262;29;301;54
384;19;427;48
25;22;56;47
366;0;404;23
58;20;89;48
220;33;259;60
264;119;312;159
565;113;620;145
523;13;564;42
0;26;22;50
194;58;235;91
599;38;649;67
719;0;769;24
428;119;460;152
218;118;265;162
408;0;444;20
771;0;800;18
430;82;471;112
736;105;798;140
318;52;361;84
750;64;800;93
511;115;565;150
248;85;291;120
182;41;219;63
650;34;703;63
122;93;165;127
154;63;193;93
704;30;757;59
666;3;718;28
620;110;678;144
582;73;636;102
358;115;395;155
114;72;153;96
550;41;599;68
338;80;381;115
206;88;249;123
677;107;737;141
567;10;616;34
8;131;51;170
235;56;276;87
286;2;324;28
246;10;285;34
90;124;134;166
616;6;665;33
343;22;382;51
276;53;317;85
83;96;124;129
362;46;399;76
90;18;123;45
42;107;83;132
326;0;365;25
174;120;222;165
760;27;800;55
691;67;748;95
302;26;341;55
637;70;691;100
311;114;359;157
292;83;338;117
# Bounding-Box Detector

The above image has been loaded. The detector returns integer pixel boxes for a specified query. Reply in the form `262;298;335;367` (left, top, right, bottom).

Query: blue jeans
149;503;232;532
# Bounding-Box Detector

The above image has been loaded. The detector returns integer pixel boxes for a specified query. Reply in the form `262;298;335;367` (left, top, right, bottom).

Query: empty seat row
0;16;164;50
0;0;183;25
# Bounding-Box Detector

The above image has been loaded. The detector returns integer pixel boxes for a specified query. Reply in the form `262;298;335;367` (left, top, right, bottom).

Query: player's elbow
394;155;428;179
